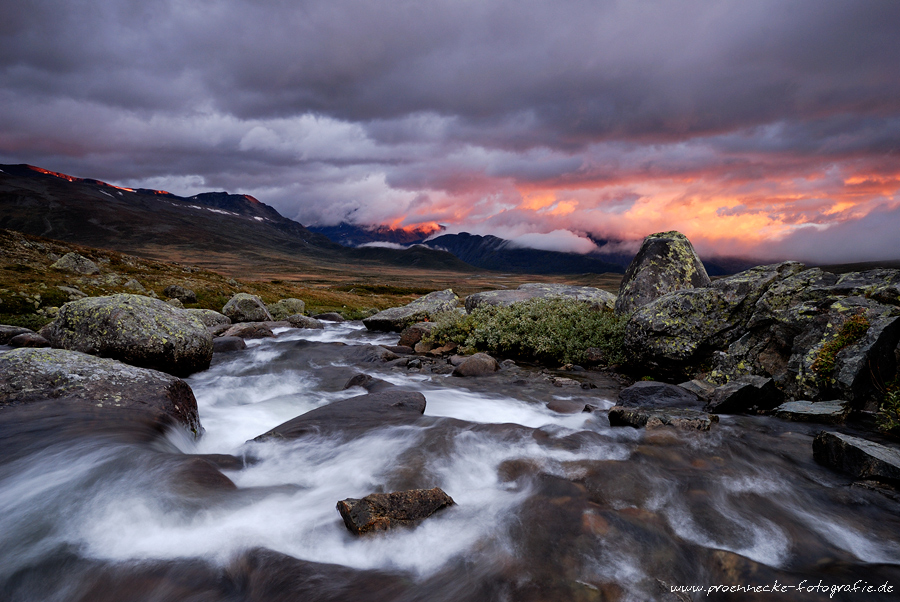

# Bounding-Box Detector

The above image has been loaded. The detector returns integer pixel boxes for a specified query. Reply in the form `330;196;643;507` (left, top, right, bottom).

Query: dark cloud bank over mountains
1;0;899;264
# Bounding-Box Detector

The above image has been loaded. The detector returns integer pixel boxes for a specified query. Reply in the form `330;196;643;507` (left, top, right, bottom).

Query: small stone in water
337;487;455;535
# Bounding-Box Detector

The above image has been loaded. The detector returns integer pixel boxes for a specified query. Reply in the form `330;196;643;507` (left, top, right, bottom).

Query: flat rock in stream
254;390;426;441
221;322;275;339
336;487;455;535
213;336;247;353
451;352;500;377
608;405;718;431
775;400;851;424
813;431;900;485
707;375;783;414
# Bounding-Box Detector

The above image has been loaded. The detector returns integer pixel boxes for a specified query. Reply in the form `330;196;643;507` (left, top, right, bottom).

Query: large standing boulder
43;294;212;377
51;252;100;275
363;289;458;332
624;262;805;374
0;348;202;434
222;293;273;323
337;487;455;535
465;283;616;313
614;231;710;315
267;298;306;321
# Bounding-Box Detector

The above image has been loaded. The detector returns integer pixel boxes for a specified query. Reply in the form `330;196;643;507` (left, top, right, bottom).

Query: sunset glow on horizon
1;0;898;263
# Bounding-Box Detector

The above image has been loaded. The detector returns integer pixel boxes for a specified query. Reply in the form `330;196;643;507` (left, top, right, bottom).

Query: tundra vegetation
425;298;629;365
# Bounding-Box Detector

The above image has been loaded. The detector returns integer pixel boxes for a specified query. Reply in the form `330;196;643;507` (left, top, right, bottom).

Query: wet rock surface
43;293;213;377
0;348;201;433
608;405;718;430
813;431;900;485
8;332;49;348
617;380;703;409
286;314;324;329
0;325;35;344
212;336;247;353
337;487;456;535
707;375;784;414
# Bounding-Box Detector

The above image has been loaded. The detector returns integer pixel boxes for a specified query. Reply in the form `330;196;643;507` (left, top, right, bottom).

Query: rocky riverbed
3;320;900;601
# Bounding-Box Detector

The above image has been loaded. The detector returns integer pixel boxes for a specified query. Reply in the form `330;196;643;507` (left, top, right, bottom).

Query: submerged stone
336;487;455;535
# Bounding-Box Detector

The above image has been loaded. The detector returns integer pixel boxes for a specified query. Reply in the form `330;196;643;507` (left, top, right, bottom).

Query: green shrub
812;313;870;376
877;378;900;435
427;298;628;365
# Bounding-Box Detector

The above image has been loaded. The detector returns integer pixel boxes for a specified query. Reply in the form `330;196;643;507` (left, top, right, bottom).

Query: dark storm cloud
1;0;899;260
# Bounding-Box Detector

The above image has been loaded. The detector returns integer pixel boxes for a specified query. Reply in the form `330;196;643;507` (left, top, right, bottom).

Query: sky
1;0;899;263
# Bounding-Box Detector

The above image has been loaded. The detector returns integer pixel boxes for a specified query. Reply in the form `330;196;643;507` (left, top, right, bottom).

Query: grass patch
812;313;870;376
877;378;900;436
426;298;628;365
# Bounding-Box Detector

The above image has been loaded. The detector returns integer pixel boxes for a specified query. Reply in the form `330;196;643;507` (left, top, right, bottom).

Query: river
2;322;900;601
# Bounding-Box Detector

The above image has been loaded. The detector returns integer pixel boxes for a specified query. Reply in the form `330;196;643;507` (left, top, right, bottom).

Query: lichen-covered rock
163;285;197;304
51;252;100;275
267;298;306;321
184;308;231;327
707;375;783;414
166;298;185;309
398;322;436;347
615;231;710;315
337;487;455;535
0;348;202;434
123;278;146;293
624;262;805;374
813;431;900;484
222;293;273;323
44;294;212;377
465;283;616;313
286;314;324;329
608;406;718;431
363;289;458;332
452;352;500;377
711;289;900;406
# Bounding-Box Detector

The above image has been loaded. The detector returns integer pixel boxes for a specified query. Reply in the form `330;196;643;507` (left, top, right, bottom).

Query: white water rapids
2;321;900;601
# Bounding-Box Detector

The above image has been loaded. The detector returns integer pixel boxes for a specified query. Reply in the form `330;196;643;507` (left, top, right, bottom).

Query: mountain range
0;164;474;277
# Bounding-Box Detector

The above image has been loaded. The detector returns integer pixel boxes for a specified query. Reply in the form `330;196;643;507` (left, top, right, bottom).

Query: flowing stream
2;322;900;601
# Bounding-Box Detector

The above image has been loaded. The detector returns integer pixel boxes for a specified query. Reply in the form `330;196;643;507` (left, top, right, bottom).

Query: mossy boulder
465;283;616;313
44;294;213;377
267;298;306;320
615;231;710;315
624;262;804;374
222;293;273;323
0;348;202;435
363;289;459;332
624;263;900;409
